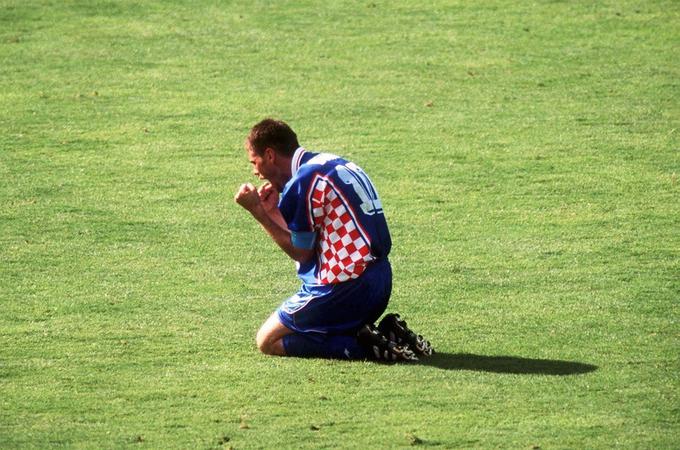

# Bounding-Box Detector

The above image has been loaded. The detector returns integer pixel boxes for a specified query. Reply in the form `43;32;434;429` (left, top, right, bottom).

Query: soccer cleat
357;324;418;362
378;313;434;356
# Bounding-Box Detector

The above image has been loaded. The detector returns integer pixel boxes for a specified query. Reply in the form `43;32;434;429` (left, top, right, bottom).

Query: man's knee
256;315;289;356
256;328;276;355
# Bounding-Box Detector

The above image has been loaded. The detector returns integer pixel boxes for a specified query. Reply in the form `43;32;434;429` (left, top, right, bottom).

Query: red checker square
338;209;351;221
332;240;345;252
327;208;339;221
339;254;354;265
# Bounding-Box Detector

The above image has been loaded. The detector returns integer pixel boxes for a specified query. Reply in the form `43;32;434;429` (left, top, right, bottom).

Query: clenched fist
258;183;279;213
234;183;261;213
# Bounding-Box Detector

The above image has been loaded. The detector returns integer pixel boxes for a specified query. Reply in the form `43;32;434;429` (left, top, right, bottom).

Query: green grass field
1;0;678;448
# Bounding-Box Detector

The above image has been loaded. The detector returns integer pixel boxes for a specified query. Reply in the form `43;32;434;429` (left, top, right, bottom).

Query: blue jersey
278;148;392;286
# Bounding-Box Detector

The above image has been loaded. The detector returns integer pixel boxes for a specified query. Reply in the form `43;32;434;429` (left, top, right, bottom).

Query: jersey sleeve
278;175;318;249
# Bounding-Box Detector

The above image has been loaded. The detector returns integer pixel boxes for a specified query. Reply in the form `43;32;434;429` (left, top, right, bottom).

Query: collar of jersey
291;147;306;177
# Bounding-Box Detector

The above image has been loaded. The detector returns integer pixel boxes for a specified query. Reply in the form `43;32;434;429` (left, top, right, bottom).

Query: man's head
246;118;299;157
244;118;300;192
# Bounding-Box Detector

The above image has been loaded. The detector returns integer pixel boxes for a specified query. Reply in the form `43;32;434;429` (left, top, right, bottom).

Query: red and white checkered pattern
309;177;374;284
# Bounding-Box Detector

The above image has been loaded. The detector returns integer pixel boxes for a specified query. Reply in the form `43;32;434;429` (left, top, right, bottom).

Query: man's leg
256;311;367;359
256;312;294;356
259;259;393;359
283;332;368;359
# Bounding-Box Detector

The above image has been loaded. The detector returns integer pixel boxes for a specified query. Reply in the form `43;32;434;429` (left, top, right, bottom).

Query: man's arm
256;183;289;231
234;183;315;264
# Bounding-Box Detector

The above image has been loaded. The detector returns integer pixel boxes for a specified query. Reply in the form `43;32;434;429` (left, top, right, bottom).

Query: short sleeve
278;176;314;234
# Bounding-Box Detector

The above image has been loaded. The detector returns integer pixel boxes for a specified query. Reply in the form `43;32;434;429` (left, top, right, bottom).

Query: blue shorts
277;259;392;336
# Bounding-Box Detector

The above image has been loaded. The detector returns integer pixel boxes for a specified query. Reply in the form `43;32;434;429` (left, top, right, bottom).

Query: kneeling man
234;118;432;361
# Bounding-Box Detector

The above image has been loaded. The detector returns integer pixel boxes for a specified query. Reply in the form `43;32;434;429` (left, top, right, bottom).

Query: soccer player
234;118;432;361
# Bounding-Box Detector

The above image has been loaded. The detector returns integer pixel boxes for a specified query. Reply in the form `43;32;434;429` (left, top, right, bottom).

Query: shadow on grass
417;352;597;375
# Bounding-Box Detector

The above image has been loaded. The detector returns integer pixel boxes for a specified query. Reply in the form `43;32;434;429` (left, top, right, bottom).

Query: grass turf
1;0;678;448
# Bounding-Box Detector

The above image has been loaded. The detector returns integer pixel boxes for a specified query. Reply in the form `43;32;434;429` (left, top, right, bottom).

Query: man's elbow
292;247;315;264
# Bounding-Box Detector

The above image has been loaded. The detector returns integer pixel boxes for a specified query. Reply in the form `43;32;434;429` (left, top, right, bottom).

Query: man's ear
263;147;276;163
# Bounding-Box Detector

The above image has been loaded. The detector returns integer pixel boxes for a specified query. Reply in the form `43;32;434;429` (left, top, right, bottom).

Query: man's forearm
250;206;313;264
263;206;289;232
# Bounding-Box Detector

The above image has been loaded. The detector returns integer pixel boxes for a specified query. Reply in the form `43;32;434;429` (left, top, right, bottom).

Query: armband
290;230;317;250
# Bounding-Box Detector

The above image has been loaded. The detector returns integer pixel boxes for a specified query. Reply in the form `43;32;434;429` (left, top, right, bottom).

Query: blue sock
282;333;367;360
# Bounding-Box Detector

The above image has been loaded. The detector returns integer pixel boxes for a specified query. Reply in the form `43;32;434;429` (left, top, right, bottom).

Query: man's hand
234;183;262;214
258;183;279;214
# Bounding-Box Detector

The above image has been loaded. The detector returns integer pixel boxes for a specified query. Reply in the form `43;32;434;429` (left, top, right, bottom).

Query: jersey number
336;163;384;216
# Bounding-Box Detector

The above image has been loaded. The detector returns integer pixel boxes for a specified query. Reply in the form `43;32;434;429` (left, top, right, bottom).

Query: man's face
247;145;282;190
